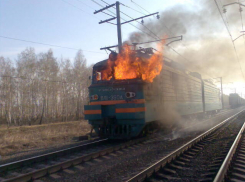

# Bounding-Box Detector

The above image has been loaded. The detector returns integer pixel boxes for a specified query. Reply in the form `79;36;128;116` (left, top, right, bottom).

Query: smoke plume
128;0;245;82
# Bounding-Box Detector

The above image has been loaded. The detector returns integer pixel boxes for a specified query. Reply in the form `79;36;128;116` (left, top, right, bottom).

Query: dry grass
0;121;91;156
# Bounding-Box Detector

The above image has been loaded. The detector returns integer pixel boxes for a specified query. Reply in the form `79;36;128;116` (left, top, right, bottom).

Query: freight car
84;49;222;139
229;93;245;108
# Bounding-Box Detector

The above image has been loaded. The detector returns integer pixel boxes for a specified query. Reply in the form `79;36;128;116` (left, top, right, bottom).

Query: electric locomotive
84;48;222;139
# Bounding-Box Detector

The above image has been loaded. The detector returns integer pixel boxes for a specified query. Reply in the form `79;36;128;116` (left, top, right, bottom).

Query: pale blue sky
0;0;194;65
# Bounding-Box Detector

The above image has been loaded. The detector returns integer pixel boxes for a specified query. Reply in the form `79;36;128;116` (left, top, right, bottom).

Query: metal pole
116;1;122;53
220;77;224;109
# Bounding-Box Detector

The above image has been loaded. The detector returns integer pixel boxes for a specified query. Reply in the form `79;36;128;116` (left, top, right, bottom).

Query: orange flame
99;41;164;82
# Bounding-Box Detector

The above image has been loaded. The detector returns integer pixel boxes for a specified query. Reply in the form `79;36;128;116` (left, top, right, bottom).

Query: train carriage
203;81;222;113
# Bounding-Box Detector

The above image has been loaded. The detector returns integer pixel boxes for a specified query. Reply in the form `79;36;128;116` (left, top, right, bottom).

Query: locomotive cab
84;49;152;139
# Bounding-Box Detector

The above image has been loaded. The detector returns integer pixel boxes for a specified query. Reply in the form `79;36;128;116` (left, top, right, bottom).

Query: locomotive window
96;72;102;80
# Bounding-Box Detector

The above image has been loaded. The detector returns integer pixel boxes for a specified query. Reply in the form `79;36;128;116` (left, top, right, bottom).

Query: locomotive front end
84;79;146;139
84;46;163;139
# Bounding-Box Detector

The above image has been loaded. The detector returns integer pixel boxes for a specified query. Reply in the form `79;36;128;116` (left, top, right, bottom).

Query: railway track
0;136;150;182
126;110;245;182
214;117;245;181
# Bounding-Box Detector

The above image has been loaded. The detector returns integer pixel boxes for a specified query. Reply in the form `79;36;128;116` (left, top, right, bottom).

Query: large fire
99;41;164;82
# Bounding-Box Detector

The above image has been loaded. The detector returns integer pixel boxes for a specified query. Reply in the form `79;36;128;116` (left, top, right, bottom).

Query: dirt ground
0;121;91;156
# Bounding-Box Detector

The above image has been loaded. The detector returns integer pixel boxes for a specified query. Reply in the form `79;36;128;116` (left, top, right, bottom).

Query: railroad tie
233;167;245;174
168;163;183;170
198;178;213;182
229;179;245;182
63;169;75;174
201;172;216;178
93;158;103;163
102;156;111;160
154;172;180;180
116;151;124;154
178;156;190;163
49;174;61;179
109;153;118;157
161;167;176;175
230;173;245;181
236;159;245;165
74;165;85;170
174;160;185;166
234;162;245;169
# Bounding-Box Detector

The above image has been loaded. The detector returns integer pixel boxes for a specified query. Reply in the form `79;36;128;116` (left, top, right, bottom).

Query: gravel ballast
40;107;245;182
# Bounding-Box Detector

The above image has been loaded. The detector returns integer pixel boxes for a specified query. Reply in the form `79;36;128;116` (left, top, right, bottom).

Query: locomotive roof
94;59;107;68
93;56;202;80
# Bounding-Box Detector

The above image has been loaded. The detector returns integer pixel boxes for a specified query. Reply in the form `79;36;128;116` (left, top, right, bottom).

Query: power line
94;0;160;42
91;0;116;16
0;35;105;54
120;3;145;15
238;0;245;44
131;0;151;14
61;0;99;20
0;75;81;84
62;0;115;24
99;0;160;40
214;0;245;80
214;0;233;38
76;0;114;17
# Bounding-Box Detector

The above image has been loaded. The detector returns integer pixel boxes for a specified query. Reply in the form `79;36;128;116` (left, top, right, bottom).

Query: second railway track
126;110;245;182
0;137;150;182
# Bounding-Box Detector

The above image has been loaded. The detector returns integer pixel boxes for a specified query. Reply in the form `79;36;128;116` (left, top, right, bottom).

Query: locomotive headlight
91;94;99;100
125;92;136;98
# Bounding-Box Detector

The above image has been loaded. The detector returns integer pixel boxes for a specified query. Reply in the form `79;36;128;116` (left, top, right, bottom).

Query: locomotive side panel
144;65;204;124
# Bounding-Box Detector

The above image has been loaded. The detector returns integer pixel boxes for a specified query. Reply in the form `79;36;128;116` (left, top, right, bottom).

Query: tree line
0;48;92;126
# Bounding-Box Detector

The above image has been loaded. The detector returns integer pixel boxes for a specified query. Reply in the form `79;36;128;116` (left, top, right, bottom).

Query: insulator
157;14;160;19
141;19;144;24
223;8;227;13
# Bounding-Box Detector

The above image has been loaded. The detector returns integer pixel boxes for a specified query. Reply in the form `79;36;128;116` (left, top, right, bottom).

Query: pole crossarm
223;2;245;7
99;17;116;24
132;35;182;46
100;45;118;50
94;3;116;14
233;34;245;42
121;12;159;25
166;36;183;46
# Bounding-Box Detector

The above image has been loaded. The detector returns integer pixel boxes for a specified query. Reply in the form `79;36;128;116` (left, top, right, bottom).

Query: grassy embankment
0;121;91;156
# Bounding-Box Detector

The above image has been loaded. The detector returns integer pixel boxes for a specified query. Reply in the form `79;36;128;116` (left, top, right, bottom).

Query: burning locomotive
84;45;223;139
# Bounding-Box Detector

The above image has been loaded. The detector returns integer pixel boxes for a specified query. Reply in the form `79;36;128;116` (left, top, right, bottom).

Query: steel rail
1;137;148;182
213;119;245;182
126;110;244;182
0;138;108;173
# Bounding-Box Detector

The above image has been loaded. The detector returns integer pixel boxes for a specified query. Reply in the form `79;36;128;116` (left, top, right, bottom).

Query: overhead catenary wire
214;0;245;80
0;35;105;54
237;0;245;45
130;0;173;36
